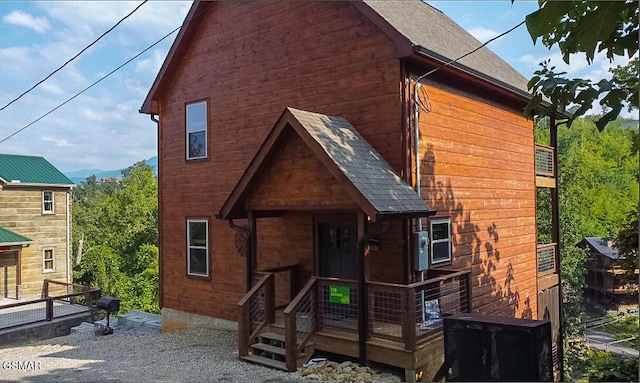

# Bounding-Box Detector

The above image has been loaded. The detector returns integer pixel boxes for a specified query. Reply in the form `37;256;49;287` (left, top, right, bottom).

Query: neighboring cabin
140;0;564;380
0;154;74;301
579;237;639;309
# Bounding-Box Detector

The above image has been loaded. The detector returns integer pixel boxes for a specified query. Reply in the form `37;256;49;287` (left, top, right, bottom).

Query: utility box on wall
413;231;429;271
444;314;553;382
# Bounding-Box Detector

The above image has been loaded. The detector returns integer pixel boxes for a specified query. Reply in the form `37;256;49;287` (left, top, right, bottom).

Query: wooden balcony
537;243;559;290
535;144;556;188
238;269;472;380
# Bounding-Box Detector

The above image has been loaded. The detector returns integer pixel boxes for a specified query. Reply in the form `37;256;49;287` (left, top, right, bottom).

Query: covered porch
0;227;33;301
218;108;471;380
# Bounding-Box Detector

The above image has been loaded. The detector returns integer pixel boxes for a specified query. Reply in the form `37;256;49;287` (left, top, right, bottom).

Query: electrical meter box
413;231;429;271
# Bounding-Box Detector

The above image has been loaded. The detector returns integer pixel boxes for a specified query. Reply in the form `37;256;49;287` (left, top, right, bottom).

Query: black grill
97;296;120;335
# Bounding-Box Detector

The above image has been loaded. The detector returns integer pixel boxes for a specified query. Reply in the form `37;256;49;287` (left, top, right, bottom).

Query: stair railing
238;273;275;358
283;277;318;371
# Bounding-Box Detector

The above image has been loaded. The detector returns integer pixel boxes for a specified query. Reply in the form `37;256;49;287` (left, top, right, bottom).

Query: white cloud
2;10;51;33
468;27;500;43
40;136;72;147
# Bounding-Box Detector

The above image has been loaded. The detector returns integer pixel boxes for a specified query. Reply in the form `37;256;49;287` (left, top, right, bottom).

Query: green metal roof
0;154;74;186
0;227;32;246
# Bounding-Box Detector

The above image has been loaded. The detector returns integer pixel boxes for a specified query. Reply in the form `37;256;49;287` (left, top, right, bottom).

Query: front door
317;216;357;280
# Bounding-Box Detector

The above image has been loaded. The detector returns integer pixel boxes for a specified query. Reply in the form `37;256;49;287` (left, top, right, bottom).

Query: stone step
242;354;287;371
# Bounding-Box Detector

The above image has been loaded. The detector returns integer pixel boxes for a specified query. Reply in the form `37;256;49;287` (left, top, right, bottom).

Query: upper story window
187;219;209;277
186;101;207;160
430;218;452;265
43;248;55;272
43;190;54;214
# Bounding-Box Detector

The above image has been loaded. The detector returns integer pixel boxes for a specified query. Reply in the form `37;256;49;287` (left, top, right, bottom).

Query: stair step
242;354;287;371
251;342;286;356
259;332;285;343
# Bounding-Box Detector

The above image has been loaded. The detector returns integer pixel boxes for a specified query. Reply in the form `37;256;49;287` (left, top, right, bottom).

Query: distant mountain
65;157;158;184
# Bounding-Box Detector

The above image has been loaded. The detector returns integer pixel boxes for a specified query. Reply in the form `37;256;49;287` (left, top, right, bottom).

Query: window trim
185;100;208;160
43;247;55;273
42;190;54;214
187;219;210;278
430;217;452;265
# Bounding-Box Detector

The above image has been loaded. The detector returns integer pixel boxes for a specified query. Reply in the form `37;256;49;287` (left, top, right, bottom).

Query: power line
0;2;212;145
0;0;148;113
416;19;526;83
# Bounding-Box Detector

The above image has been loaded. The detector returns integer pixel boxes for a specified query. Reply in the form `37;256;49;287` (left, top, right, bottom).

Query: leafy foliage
581;349;639;382
523;1;639;129
535;116;638;380
615;211;639;284
72;161;159;314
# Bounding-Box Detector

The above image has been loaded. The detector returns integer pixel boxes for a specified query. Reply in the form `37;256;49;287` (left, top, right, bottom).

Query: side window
186;101;207;160
187;219;209;277
430;218;451;265
43;190;54;214
43;248;55;272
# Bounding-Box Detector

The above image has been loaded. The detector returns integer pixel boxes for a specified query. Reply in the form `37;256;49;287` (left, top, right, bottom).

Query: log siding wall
0;187;71;300
156;2;402;320
416;83;537;319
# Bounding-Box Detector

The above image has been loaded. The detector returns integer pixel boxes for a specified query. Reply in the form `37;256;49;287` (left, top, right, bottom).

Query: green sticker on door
329;285;350;304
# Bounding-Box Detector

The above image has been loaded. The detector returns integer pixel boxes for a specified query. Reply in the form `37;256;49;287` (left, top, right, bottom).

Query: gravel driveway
0;328;297;382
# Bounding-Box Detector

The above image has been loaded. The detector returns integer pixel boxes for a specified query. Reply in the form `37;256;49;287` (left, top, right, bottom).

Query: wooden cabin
0;154;74;301
580;237;639;309
140;1;563;380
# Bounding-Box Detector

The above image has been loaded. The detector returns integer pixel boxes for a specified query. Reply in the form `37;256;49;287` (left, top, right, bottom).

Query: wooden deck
0;299;91;331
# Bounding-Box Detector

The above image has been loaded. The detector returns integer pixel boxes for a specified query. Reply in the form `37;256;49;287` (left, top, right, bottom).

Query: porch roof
0;227;32;246
217;107;435;222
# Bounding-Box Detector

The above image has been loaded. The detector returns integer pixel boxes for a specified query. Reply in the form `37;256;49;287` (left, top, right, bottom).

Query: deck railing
254;265;299;309
537;243;557;276
535;144;555;177
283;278;318;371
0;280;101;331
369;269;472;349
238;273;275;358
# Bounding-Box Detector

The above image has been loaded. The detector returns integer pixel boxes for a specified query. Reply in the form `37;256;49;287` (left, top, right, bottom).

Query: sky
0;1;636;173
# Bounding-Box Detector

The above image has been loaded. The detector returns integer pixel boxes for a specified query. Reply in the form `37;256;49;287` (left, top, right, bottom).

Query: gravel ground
0;328;298;382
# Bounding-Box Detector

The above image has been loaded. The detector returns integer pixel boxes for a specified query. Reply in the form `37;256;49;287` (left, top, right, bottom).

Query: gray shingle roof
287;108;433;219
583;237;621;260
362;0;529;94
218;107;434;221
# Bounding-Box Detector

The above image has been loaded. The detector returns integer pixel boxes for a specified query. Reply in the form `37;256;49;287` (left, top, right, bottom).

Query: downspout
356;219;392;367
150;113;162;308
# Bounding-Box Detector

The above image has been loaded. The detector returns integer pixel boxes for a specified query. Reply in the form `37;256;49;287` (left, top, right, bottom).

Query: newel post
403;286;417;350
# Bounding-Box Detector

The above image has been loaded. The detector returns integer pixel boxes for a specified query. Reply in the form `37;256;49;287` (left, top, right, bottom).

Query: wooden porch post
247;211;257;292
16;249;22;300
550;116;564;381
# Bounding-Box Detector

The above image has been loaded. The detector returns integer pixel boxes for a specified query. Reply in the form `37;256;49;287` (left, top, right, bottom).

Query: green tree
72;161;159;314
523;1;639;129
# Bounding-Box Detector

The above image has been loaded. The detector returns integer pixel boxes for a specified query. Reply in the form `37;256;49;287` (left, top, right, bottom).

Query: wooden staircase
242;328;314;371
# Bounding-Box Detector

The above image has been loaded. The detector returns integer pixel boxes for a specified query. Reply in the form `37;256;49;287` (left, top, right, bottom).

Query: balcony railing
537;243;557;276
535;144;555;177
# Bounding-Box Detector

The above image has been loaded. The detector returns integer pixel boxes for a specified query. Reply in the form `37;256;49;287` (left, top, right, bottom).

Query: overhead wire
415;19;527;83
0;2;212;145
0;0;149;113
1;5;521;145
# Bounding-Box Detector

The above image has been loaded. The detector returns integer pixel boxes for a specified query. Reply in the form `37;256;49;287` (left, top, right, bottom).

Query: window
43;190;54;214
43;248;55;272
186;101;207;160
187;219;209;277
430;218;451;264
